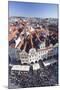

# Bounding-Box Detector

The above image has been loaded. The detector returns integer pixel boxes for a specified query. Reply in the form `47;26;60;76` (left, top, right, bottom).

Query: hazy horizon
8;1;58;18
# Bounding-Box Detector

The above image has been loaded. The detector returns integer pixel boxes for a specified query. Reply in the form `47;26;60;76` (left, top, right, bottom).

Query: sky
8;1;58;18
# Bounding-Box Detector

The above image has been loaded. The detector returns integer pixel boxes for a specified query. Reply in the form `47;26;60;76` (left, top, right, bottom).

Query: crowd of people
8;62;58;88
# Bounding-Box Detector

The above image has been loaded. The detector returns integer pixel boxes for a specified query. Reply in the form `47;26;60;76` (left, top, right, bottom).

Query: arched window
35;61;37;63
31;62;34;64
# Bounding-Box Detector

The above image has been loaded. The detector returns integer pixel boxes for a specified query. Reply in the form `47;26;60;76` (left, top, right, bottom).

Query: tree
38;59;44;68
29;65;33;75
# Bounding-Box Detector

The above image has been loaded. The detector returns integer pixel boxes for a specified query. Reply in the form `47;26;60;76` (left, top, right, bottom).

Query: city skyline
8;1;58;18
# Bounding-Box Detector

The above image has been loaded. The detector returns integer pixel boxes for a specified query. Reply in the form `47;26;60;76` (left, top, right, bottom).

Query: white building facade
19;50;29;64
17;41;50;64
29;48;38;63
16;41;58;64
